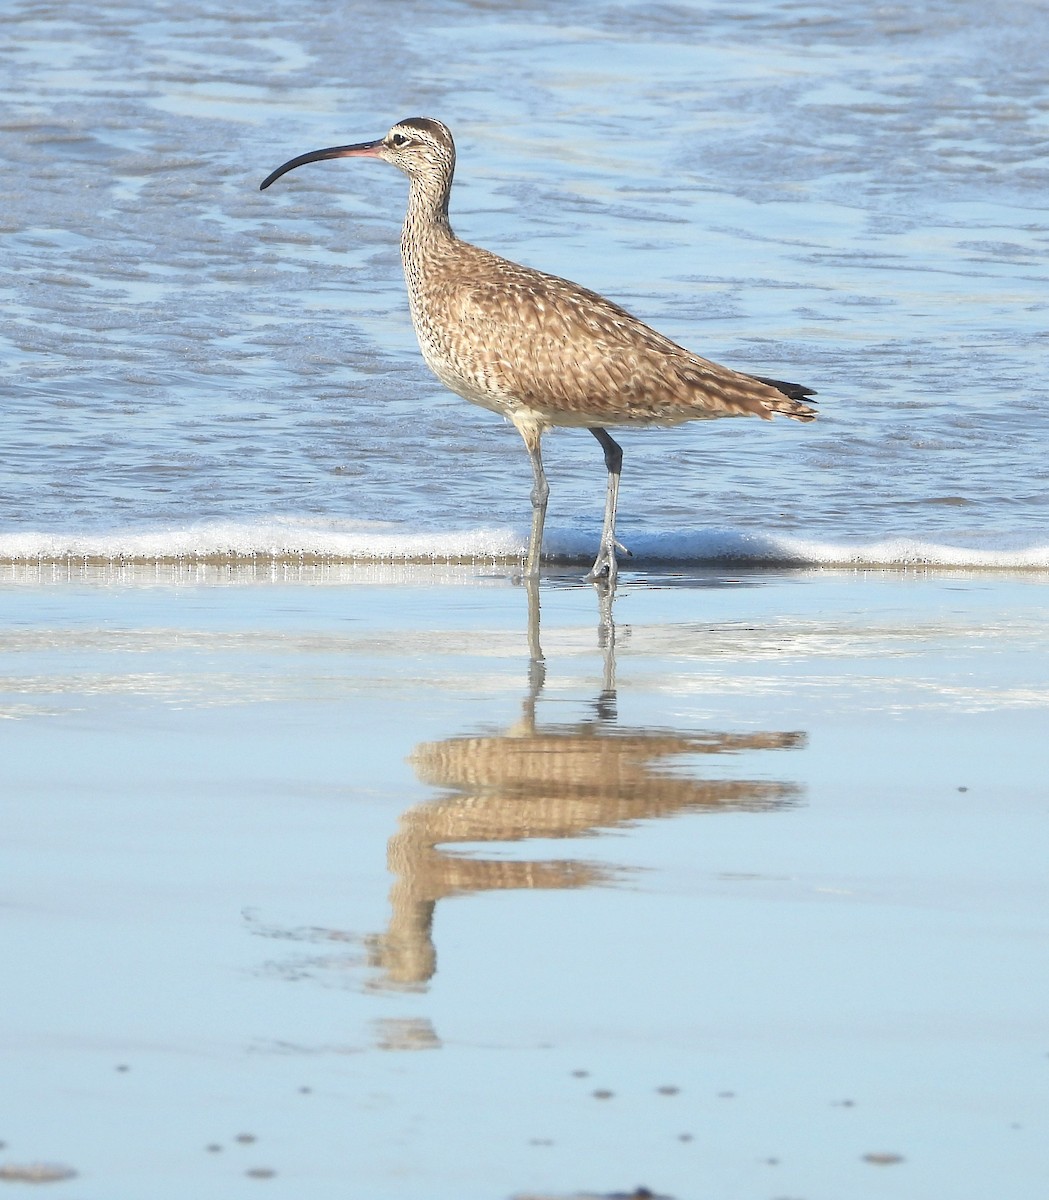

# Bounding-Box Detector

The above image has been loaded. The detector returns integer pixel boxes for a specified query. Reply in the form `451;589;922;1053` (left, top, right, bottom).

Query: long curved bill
259;138;384;190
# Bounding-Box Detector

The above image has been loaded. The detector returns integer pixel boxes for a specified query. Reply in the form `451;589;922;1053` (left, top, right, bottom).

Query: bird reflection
365;578;805;991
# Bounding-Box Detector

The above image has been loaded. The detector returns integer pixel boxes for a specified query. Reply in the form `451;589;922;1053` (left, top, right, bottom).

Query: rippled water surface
1;0;1047;566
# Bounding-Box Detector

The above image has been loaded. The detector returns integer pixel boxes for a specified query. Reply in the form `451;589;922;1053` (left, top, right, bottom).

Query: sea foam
0;519;1047;570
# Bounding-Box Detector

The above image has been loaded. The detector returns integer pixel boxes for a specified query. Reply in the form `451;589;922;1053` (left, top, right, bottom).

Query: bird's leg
587;427;630;585
522;428;549;579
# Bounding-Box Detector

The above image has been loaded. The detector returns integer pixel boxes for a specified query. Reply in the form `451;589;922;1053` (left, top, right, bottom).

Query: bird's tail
751;375;818;422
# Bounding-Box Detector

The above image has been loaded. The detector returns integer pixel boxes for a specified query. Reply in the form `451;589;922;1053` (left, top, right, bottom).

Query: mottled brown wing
445;247;813;426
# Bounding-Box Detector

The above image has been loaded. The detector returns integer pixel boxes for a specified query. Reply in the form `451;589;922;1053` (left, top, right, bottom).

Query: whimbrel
261;117;817;583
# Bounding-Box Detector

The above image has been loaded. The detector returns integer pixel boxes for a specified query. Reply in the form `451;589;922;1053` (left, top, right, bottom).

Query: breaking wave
0;518;1047;570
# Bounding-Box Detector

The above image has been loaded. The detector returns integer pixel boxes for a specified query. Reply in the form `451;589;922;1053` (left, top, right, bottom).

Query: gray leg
587;427;627;585
522;429;549;579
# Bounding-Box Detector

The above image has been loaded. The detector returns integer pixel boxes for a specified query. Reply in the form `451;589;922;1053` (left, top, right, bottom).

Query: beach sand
2;565;1048;1199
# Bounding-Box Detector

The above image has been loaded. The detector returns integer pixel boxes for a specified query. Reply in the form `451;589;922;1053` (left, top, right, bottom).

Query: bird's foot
587;538;631;585
519;551;542;582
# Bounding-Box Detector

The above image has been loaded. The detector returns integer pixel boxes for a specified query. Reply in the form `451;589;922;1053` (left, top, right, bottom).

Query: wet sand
2;565;1048;1199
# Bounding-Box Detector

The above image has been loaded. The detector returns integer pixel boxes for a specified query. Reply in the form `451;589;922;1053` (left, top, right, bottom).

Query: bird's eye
390;132;412;148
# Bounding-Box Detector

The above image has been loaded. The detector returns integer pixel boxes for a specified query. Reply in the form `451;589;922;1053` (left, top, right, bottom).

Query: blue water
2;0;1047;566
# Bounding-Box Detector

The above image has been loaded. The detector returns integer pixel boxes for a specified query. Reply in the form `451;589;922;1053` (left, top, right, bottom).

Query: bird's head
260;117;455;191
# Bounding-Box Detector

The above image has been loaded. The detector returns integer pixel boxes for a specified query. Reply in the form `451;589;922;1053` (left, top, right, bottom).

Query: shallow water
2;566;1049;1198
2;0;1047;566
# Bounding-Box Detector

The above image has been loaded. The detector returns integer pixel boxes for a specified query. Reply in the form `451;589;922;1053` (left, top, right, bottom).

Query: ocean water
2;0;1047;568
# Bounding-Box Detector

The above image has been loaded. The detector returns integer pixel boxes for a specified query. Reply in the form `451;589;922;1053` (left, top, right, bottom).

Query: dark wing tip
753;375;818;402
